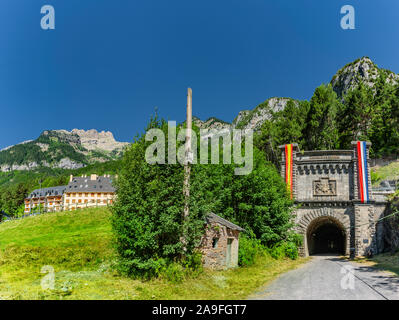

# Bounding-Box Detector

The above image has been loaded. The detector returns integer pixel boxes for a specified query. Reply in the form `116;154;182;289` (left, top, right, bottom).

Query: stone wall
199;222;240;270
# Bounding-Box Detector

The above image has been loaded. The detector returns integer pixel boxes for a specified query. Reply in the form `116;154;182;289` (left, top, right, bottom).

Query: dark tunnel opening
307;218;346;255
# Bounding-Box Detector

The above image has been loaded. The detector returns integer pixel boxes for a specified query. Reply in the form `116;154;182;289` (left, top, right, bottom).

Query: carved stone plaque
313;178;336;196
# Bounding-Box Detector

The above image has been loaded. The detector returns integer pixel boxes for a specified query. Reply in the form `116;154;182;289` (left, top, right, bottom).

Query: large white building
63;174;115;210
24;174;116;213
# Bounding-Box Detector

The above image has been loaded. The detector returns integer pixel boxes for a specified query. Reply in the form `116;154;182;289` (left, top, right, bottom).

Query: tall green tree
302;84;340;150
255;99;309;165
337;82;374;149
111;117;209;277
368;75;399;157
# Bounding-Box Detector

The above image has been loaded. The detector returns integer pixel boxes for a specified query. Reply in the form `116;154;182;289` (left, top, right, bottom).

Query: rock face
193;97;297;138
383;198;399;253
330;57;399;98
71;129;129;153
233;97;294;131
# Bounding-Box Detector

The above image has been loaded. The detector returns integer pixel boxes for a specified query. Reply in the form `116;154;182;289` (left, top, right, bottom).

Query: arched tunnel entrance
307;216;346;255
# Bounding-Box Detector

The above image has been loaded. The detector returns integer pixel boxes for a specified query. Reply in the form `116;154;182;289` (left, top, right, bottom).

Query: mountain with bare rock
0;129;129;172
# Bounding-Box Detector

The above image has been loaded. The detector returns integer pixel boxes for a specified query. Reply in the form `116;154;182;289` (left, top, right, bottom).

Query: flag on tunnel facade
357;141;369;203
285;144;293;199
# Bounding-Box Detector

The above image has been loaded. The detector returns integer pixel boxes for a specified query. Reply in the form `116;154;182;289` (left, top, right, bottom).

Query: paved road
249;255;399;300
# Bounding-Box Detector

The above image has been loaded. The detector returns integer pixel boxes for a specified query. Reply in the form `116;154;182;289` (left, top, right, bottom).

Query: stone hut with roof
199;213;245;270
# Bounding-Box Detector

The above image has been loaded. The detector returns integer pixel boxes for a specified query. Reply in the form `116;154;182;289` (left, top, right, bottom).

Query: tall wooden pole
183;88;192;220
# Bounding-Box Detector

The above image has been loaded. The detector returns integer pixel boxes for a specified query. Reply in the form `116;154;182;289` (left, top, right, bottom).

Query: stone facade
199;213;244;270
279;142;389;258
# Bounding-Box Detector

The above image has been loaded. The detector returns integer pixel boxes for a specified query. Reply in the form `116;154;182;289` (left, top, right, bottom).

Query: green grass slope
371;160;399;187
0;207;306;300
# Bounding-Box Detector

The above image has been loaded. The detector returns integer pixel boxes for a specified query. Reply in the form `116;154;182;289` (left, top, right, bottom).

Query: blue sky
0;0;398;148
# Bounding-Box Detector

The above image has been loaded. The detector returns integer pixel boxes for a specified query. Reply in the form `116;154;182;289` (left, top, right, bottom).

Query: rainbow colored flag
356;141;369;203
285;144;293;199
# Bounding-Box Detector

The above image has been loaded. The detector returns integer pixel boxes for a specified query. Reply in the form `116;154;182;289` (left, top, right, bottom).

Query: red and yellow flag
285;144;293;199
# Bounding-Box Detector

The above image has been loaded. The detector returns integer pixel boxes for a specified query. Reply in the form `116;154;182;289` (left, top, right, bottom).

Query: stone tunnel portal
306;217;346;255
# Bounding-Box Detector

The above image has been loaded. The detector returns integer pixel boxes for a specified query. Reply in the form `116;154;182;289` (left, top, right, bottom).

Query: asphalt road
249;254;399;300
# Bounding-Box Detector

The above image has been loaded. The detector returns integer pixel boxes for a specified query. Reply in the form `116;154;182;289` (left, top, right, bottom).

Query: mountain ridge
194;56;399;133
0;129;128;172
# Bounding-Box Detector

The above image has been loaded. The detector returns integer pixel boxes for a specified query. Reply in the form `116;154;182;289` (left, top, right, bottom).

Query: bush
269;241;298;260
238;235;266;267
269;244;286;260
160;262;185;284
182;252;203;276
284;242;298;260
287;232;303;248
370;169;382;185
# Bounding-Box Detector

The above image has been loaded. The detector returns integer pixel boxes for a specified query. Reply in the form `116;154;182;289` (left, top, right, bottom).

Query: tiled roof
28;186;67;199
65;176;115;193
206;212;245;232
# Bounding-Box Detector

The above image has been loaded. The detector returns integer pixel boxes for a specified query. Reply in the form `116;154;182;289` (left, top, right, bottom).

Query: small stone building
199;213;245;270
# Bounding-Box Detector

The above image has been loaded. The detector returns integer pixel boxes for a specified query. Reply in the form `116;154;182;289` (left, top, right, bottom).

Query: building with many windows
63;174;115;210
24;174;116;213
25;186;67;213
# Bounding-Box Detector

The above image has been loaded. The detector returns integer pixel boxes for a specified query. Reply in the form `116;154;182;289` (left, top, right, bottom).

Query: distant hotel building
25;186;66;213
63;174;115;210
24;174;116;213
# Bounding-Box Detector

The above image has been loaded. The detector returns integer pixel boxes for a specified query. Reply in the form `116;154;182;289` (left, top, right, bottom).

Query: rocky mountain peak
70;129;128;152
330;56;399;98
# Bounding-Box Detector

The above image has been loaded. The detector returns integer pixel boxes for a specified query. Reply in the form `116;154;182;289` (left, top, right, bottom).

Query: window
212;238;219;248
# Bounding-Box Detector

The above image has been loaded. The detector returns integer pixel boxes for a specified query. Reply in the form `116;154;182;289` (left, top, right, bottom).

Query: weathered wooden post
183;88;192;221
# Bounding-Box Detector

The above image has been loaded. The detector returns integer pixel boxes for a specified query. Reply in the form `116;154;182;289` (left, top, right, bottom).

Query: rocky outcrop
0;162;39;172
383;198;399;253
330;57;399;98
56;158;85;170
194;97;296;137
71;129;129;153
233;97;296;131
232;110;250;128
0;158;84;172
193;117;231;131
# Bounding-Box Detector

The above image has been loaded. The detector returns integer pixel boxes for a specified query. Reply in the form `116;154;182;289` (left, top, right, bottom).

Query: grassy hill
0;207;305;300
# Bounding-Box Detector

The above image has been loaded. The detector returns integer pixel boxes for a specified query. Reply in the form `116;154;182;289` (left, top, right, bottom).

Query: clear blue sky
0;0;398;148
